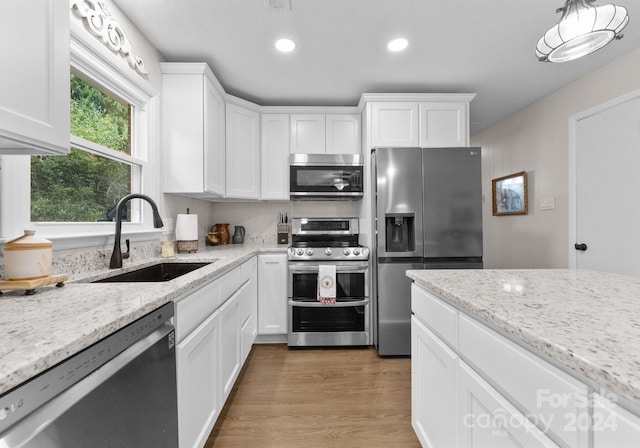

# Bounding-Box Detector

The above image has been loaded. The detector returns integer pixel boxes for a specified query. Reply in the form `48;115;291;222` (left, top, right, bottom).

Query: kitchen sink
91;262;213;283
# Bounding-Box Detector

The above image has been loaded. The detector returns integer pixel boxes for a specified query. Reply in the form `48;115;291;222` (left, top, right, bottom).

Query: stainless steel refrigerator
371;147;483;356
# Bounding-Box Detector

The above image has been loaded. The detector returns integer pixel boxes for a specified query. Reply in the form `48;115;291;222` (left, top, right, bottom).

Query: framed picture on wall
492;171;528;216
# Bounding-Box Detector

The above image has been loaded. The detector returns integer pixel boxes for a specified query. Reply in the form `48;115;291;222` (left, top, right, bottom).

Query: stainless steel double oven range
287;218;370;347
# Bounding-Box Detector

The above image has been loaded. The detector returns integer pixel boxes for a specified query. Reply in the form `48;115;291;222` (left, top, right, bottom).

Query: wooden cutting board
0;274;68;295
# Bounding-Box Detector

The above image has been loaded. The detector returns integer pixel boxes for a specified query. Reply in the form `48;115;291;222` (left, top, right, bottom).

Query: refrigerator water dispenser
385;213;415;252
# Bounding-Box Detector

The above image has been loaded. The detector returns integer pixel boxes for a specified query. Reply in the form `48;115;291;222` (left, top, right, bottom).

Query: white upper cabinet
225;102;260;199
204;81;226;195
0;0;70;155
261;114;290;200
326;114;361;154
369;95;474;148
419;102;468;147
290;114;326;154
290;113;361;154
371;102;420;147
161;63;226;197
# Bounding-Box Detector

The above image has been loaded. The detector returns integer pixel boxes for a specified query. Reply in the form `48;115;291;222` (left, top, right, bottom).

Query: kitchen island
0;242;286;396
408;269;640;448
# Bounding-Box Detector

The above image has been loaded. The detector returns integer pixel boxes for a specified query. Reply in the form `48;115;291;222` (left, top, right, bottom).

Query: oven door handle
288;264;369;273
288;298;369;308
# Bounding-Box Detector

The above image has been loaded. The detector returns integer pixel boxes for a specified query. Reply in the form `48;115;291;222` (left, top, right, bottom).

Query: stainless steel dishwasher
0;302;178;448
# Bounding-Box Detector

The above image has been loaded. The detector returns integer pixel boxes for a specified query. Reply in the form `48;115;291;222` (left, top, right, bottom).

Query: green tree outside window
31;74;133;222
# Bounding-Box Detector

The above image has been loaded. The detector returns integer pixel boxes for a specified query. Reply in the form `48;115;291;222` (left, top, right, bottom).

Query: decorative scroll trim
70;0;149;77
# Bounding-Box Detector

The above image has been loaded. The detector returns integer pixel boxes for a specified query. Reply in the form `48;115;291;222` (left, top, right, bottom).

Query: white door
204;78;226;196
260;114;290;200
219;290;242;401
326;114;361;154
419;102;468;147
225;103;260;199
370;102;419;147
257;253;288;334
290;114;325;154
176;311;220;448
458;362;559;448
411;316;459;448
573;95;640;276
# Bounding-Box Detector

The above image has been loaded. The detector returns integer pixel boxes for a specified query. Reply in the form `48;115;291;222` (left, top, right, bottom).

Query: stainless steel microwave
289;154;364;200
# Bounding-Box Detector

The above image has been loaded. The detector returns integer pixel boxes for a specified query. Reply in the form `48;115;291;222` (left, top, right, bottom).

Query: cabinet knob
574;243;588;252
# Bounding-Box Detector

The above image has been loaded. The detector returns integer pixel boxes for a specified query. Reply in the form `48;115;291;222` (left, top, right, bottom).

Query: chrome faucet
110;194;164;269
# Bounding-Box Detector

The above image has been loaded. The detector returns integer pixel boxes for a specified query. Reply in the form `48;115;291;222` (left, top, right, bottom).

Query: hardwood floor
206;344;421;448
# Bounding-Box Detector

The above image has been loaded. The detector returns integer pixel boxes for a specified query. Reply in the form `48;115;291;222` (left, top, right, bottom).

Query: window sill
1;228;165;252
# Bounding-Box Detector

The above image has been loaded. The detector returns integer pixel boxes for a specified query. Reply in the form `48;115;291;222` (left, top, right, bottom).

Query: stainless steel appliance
372;147;483;356
289;154;364;200
0;303;178;447
287;217;370;346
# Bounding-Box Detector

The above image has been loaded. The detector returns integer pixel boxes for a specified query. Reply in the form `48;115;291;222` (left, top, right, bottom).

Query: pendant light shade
536;0;629;63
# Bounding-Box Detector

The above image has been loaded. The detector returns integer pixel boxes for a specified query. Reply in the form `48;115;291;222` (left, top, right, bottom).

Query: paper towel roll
175;214;198;241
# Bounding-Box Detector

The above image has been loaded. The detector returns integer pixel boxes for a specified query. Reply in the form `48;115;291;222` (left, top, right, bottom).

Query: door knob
574;243;588;251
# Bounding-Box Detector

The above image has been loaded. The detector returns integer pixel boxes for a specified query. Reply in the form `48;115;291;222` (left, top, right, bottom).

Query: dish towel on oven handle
317;264;337;304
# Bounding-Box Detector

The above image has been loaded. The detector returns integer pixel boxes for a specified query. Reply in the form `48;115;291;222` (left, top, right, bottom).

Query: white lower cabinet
411;316;459;448
411;283;611;448
175;256;259;448
240;256;258;362
593;393;640;447
176;310;221;448
219;290;242;401
458;361;559;448
458;314;588;448
257;253;288;335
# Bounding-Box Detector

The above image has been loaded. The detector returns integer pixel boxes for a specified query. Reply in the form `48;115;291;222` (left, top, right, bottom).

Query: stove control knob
343;248;351;256
353;248;361;256
324;248;332;256
296;249;305;256
306;248;314;256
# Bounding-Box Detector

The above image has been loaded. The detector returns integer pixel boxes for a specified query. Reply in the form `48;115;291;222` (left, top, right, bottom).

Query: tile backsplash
211;201;362;241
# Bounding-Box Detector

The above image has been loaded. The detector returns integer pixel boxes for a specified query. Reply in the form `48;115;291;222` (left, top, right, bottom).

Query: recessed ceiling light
387;38;408;52
275;38;296;53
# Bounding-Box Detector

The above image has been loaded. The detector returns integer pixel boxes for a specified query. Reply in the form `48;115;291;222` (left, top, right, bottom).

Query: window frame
0;24;161;250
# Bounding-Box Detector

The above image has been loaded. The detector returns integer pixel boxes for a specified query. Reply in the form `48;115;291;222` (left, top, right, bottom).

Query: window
31;73;137;223
0;29;160;249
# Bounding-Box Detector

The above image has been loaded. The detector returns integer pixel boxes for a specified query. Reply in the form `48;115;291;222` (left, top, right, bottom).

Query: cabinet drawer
241;256;257;284
175;279;221;343
220;265;242;300
458;361;559;448
411;283;458;349
459;314;589;448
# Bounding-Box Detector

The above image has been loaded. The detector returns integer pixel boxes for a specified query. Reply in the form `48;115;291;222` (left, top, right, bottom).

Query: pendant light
536;0;629;63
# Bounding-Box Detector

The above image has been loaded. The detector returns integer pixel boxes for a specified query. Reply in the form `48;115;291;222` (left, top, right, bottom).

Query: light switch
539;196;556;211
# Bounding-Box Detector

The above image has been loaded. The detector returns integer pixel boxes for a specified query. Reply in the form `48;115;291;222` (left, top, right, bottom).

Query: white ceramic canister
3;230;52;280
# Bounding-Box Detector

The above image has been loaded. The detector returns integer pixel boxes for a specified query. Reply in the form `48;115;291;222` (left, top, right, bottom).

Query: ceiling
112;0;640;135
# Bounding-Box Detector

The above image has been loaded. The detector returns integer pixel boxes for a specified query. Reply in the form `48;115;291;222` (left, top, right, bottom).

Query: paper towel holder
176;208;198;254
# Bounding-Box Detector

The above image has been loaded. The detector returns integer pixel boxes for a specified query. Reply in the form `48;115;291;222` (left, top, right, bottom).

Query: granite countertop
0;243;287;396
407;269;640;411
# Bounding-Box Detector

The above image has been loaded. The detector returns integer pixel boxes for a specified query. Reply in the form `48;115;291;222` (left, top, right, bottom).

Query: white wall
104;0;216;239
472;47;640;269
